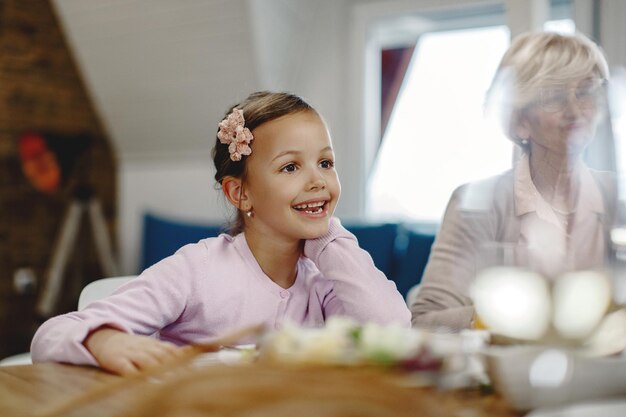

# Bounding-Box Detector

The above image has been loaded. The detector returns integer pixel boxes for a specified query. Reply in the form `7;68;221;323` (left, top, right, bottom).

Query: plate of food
257;317;489;388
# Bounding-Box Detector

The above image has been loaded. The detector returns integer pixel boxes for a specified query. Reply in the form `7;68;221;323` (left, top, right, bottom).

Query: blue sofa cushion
393;227;435;298
344;223;399;279
141;213;223;270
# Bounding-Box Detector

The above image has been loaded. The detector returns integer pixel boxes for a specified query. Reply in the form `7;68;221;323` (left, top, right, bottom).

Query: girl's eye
281;163;297;173
320;159;334;169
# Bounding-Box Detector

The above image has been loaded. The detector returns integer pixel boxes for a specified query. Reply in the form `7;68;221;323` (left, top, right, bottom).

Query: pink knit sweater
31;218;410;366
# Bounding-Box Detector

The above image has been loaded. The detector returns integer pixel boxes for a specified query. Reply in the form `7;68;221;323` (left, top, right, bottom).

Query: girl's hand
84;327;189;376
303;217;342;264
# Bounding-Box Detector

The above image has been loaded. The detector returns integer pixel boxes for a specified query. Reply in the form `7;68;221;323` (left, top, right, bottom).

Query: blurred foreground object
471;268;620;350
485;345;626;411
474;268;626;412
258;316;489;389
37;321;498;417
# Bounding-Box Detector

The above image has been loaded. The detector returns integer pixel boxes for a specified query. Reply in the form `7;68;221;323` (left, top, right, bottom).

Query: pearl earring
246;210;254;218
521;139;529;146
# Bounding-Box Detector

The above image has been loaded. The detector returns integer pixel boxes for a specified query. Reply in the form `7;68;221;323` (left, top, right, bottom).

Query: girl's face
243;110;341;242
519;76;605;156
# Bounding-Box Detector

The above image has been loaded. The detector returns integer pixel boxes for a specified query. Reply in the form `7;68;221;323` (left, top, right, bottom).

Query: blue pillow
344;223;399;278
141;213;224;270
393;227;436;298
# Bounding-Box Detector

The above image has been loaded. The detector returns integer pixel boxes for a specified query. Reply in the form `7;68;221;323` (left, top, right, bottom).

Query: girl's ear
221;176;250;210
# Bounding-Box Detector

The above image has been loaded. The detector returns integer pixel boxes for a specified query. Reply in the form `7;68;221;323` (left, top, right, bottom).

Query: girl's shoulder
176;232;238;256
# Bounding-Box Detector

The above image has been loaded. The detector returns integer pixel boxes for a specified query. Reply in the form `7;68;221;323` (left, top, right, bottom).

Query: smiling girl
31;91;410;375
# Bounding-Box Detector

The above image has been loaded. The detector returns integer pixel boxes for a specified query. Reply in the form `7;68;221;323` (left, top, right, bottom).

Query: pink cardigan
32;218;410;366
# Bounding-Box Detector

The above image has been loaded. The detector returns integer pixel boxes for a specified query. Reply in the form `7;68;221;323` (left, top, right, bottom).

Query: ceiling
52;0;259;161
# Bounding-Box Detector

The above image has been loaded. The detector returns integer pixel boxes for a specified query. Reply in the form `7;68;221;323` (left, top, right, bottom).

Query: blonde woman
411;32;615;330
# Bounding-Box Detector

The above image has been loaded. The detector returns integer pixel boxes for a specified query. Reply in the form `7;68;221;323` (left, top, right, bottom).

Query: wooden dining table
0;361;523;417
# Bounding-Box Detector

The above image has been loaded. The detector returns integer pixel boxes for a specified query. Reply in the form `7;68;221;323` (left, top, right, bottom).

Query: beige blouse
410;155;616;330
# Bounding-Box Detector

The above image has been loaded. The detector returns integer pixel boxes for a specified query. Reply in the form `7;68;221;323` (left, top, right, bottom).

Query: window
366;4;574;223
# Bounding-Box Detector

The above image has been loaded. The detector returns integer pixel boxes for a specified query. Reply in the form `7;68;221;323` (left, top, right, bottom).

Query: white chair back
77;276;135;310
0;352;32;366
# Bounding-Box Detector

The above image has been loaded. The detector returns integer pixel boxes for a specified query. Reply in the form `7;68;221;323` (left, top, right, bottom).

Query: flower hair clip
217;108;253;161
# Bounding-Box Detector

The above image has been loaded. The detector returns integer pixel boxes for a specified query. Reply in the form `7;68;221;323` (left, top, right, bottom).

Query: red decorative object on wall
18;132;62;194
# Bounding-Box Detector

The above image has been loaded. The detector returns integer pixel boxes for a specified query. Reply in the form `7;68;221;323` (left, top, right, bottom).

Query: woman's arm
304;217;411;327
411;184;497;330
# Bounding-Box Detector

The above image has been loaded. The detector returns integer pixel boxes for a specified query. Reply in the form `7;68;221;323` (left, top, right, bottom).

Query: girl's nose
307;171;326;190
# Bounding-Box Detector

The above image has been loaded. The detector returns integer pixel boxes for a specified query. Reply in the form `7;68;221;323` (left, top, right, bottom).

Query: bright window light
544;19;575;34
367;26;511;222
367;19;575;223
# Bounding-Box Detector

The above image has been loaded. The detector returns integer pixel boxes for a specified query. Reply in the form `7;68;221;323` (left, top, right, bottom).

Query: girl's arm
31;243;202;369
304;217;411;327
83;327;189;375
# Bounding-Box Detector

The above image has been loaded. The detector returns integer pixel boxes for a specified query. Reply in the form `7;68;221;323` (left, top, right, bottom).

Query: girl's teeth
294;201;325;209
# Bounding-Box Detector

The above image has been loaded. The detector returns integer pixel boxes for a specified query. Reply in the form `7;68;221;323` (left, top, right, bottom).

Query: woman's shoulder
451;169;514;212
588;168;616;188
587;168;617;212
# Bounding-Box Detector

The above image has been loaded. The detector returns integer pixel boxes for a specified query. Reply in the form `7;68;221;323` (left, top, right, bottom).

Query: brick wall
0;0;117;357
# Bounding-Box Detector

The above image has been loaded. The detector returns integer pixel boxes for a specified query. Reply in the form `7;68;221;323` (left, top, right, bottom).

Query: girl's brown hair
212;91;315;235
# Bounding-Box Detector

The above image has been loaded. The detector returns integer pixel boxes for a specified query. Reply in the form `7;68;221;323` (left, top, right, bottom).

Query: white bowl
527;399;626;417
484;345;626;411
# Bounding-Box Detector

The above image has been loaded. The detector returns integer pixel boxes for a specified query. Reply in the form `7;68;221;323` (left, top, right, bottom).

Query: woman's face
519;76;605;156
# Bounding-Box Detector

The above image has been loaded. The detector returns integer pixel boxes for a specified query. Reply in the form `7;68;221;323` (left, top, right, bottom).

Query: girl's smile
292;199;329;217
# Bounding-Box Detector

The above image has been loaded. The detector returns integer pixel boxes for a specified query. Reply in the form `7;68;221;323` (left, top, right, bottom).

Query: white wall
119;154;227;274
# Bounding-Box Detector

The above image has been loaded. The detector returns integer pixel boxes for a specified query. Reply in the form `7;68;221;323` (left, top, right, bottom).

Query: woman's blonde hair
486;31;609;146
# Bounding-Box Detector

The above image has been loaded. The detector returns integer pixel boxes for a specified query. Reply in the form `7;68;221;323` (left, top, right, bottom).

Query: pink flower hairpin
217;108;253;161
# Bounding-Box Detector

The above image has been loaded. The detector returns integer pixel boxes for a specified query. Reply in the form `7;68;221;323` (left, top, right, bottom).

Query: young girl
31;91;411;375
